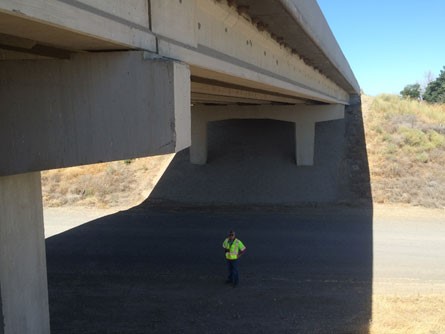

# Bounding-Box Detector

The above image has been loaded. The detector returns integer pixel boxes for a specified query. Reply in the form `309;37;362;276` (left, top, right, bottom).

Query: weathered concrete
161;0;351;104
0;1;155;51
233;0;360;94
0;172;50;334
190;104;344;166
0;51;190;176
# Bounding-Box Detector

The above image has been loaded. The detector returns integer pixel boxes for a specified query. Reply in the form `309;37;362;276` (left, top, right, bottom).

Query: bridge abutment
190;104;344;166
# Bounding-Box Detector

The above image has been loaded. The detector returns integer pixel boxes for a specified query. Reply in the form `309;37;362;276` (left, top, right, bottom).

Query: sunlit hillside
363;94;445;208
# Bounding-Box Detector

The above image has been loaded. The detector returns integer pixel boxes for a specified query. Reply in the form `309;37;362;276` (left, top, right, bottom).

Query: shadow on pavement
46;101;373;333
46;207;372;333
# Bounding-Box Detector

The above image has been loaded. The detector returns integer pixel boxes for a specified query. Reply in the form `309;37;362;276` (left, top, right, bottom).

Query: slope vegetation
364;94;445;208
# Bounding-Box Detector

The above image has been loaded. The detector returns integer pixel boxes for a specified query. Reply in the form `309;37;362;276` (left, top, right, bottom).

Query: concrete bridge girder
156;0;350;105
190;104;345;166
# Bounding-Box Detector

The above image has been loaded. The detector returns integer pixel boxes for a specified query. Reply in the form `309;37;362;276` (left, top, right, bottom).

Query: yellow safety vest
223;238;246;260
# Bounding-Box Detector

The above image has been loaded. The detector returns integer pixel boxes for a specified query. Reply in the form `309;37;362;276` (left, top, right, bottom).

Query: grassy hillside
41;154;174;208
41;95;445;209
363;94;445;208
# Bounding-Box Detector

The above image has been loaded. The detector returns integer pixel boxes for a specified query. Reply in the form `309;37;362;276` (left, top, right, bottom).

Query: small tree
400;83;421;100
423;66;445;103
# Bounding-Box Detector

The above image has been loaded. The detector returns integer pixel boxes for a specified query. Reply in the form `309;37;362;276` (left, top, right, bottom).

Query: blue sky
317;0;445;96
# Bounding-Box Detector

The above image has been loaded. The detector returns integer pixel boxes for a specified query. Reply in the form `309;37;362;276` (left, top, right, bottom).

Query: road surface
43;204;445;333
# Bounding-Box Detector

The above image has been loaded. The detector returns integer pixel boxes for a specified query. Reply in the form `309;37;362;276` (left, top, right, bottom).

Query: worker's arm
223;240;229;254
238;248;246;257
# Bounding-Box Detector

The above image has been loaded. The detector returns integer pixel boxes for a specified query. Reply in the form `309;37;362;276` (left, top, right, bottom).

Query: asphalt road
43;205;445;333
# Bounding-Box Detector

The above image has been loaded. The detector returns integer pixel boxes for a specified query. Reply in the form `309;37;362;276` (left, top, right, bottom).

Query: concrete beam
234;0;360;94
158;0;351;105
191;80;305;104
0;1;155;51
0;51;191;177
150;0;197;48
190;104;344;166
0;172;50;334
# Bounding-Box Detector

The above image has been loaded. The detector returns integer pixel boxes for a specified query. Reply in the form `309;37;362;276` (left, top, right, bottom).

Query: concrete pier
0;173;50;334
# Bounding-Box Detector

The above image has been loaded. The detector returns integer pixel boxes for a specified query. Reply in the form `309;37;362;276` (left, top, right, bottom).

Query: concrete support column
295;120;316;166
190;110;208;165
0;173;50;334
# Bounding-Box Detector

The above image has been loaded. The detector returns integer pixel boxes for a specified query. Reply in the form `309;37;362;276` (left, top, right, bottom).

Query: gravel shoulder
43;203;445;333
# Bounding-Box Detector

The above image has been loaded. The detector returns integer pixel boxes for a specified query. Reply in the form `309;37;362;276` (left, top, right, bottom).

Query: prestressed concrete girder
233;0;360;95
190;104;344;166
155;0;352;105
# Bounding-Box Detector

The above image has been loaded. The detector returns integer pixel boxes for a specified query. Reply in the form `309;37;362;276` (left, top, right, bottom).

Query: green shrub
400;127;427;147
416;152;429;163
428;130;445;148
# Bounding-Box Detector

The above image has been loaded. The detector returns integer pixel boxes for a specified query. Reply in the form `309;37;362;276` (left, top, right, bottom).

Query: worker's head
228;230;235;240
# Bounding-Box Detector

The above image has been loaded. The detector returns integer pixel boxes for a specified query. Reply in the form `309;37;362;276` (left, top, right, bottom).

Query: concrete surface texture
45;206;373;333
0;1;156;51
0;52;190;176
190;104;344;166
233;0;360;94
0;173;50;334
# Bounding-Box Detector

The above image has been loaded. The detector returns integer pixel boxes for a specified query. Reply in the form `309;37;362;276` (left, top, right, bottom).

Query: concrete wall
0;51;190;176
0;172;50;334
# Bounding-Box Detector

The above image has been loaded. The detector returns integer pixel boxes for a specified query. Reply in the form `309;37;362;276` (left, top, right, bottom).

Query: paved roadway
43;205;445;333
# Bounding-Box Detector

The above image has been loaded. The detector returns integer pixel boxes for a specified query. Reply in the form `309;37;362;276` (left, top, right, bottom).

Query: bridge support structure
0;51;191;334
0;173;50;334
190;104;344;166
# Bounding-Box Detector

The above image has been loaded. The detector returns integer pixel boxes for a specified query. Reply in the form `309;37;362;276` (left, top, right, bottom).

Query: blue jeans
227;259;239;285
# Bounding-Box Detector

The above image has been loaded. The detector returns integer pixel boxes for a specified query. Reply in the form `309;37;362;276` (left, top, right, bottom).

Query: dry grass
370;295;445;334
363;94;445;208
41;154;174;208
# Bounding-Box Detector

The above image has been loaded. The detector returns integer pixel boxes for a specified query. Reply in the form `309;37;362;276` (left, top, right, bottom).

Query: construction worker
222;230;246;287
